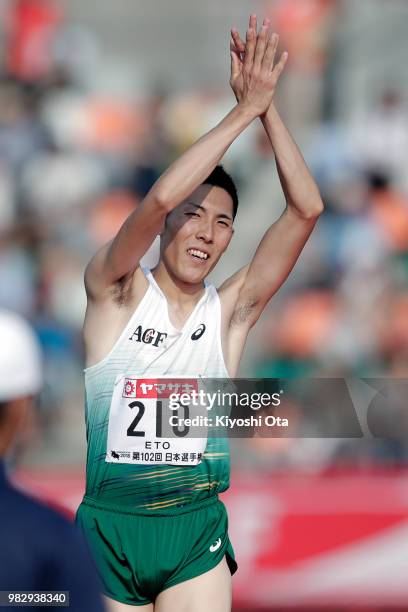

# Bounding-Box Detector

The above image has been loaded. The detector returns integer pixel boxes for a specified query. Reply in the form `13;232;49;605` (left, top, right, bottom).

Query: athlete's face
160;184;234;284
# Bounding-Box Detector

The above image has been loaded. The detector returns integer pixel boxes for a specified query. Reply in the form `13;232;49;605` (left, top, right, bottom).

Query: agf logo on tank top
129;325;167;347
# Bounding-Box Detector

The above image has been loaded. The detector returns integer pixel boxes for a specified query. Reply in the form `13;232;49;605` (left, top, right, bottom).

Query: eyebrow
186;202;232;221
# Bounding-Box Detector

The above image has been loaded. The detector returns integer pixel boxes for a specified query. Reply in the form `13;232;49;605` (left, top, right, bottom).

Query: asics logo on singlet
209;538;222;552
129;325;168;348
191;323;206;341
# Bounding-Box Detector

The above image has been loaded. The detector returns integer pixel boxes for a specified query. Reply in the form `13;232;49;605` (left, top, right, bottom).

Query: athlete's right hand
231;15;288;118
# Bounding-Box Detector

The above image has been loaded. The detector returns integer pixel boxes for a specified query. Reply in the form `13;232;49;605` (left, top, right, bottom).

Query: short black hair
201;165;238;220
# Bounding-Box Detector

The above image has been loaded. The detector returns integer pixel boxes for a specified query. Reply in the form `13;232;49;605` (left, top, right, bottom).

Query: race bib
106;375;208;465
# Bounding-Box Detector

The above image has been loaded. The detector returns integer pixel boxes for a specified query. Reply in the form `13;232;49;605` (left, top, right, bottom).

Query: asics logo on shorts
209;537;222;552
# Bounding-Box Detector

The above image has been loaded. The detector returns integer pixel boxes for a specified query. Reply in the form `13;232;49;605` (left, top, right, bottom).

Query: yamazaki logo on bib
122;378;198;399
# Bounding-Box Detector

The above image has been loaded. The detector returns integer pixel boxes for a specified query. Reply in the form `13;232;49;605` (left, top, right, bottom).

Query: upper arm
217;206;316;373
231;206;320;329
85;192;167;298
84;240;114;299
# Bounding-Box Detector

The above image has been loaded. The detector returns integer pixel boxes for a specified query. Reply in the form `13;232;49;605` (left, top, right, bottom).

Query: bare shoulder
83;265;149;368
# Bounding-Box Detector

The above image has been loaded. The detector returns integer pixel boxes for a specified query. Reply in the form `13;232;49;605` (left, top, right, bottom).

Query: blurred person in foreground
0;309;105;611
77;14;323;612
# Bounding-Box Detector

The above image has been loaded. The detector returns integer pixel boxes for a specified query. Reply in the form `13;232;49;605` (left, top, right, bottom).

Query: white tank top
83;267;231;509
99;267;229;378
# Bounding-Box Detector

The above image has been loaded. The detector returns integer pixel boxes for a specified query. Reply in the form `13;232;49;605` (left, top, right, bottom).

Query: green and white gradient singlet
84;268;230;510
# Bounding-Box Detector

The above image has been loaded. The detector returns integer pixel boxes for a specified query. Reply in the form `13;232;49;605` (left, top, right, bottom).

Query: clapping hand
230;14;288;117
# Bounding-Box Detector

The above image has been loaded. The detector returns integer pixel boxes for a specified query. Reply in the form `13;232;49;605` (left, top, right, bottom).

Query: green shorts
75;495;237;606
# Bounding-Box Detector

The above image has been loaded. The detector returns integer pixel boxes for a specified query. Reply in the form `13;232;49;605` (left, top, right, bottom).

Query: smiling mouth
187;248;209;262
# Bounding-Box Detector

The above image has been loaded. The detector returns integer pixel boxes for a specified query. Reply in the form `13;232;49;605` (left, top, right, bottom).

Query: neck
151;260;205;306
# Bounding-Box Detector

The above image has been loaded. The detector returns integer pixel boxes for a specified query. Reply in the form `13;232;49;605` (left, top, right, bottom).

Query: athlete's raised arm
224;16;324;332
85;52;280;299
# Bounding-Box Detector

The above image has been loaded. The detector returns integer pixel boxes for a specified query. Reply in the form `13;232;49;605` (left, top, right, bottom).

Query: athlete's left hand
230;14;287;114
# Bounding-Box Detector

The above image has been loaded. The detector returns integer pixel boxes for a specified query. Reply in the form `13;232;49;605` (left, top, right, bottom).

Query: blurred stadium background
1;0;408;609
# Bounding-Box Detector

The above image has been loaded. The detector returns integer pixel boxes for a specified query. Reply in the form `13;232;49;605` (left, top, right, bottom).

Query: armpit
110;271;134;306
230;298;259;326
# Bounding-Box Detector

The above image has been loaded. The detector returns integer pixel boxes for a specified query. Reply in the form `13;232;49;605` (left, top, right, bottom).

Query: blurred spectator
351;89;408;187
368;170;408;253
0;309;105;611
0;77;51;172
4;0;63;82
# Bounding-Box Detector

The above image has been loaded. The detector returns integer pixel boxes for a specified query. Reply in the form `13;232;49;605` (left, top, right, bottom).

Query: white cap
0;310;43;402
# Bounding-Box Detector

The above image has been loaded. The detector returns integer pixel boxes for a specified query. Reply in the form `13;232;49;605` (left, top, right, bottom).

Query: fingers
231;28;245;57
253;18;270;72
230;47;241;80
236;14;288;82
243;13;257;72
230;35;244;64
272;51;289;79
263;33;279;74
249;13;257;31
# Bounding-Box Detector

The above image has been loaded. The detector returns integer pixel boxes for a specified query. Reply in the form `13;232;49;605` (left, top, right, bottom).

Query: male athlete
76;14;323;612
